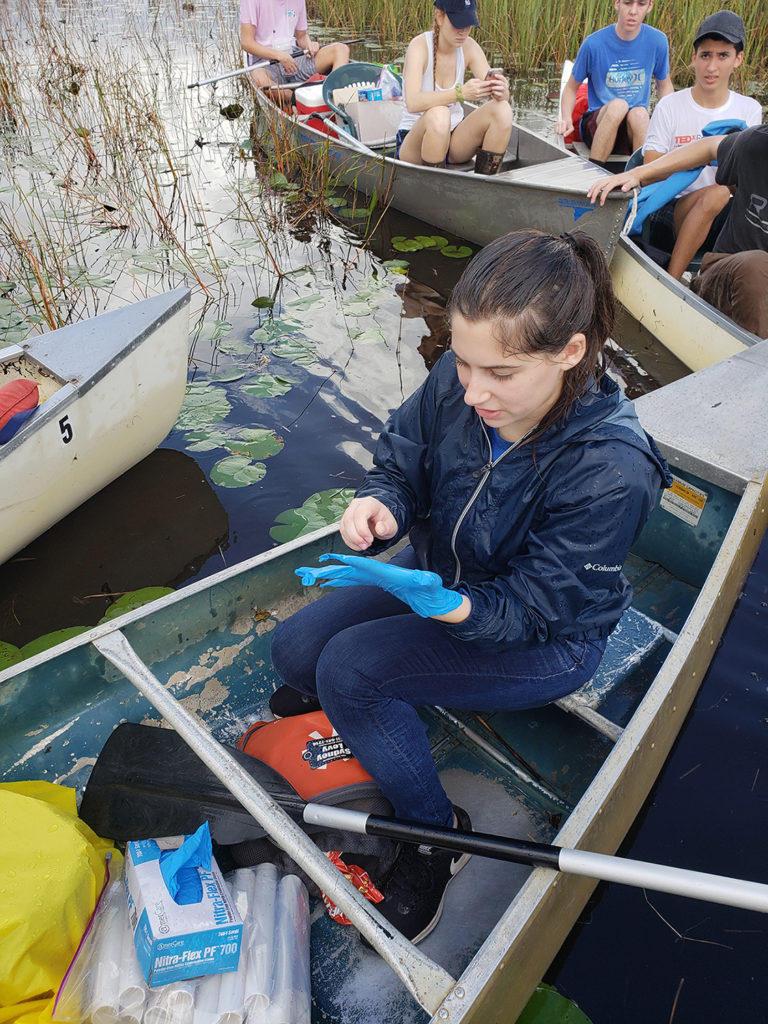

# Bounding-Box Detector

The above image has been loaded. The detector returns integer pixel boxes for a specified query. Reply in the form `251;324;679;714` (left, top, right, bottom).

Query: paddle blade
79;722;306;844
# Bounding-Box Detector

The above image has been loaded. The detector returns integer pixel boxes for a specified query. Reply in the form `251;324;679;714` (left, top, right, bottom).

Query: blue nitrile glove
159;821;212;905
295;553;464;618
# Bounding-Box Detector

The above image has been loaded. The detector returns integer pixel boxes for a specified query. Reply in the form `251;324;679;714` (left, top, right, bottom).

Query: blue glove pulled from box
295;553;464;618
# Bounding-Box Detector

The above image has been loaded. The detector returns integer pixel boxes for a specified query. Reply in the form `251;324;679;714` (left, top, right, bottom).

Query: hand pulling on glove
295;553;464;618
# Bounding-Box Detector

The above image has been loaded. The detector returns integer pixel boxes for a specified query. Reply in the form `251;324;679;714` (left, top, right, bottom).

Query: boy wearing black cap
555;0;673;164
641;10;762;278
396;0;513;174
588;123;768;338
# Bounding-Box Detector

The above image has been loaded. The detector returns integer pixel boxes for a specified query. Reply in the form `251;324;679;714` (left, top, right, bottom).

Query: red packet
321;851;384;925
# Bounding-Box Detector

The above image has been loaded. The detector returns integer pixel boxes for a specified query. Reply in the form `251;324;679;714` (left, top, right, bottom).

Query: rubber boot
474;148;504;175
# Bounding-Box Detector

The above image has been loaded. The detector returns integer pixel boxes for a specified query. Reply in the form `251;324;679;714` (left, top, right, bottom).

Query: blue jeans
271;549;606;827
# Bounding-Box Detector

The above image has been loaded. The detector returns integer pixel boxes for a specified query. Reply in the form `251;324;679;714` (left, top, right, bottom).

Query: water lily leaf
337;206;369;219
325;196;346;208
250;318;303;345
342;300;374;317
414;235;439;248
99;587;175;623
241;374;296;397
382;260;410;272
20;627;91;659
175;382;232;431
349;326;386;345
287;293;324;310
516;984;595;1024
184;426;231;452
269;487;355;542
391;236;424;252
218;336;252;355
208;368;245;382
210;455;267;488
0;641;22;670
252;296;275;308
272;338;318;366
439;244;473;259
196;319;233;343
230;237;269;256
225;429;283;460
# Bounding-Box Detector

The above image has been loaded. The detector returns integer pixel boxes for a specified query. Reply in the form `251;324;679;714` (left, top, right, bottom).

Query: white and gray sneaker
372;805;472;944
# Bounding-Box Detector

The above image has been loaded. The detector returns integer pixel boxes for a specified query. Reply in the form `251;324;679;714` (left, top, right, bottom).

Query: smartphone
486;68;503;79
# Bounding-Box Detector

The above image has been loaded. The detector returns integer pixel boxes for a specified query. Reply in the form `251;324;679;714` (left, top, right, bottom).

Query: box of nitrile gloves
124;839;242;987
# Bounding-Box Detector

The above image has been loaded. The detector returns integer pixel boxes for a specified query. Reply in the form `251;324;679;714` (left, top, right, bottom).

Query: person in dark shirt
588;124;768;337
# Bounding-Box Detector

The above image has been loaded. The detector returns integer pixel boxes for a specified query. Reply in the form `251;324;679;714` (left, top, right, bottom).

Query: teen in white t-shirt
641;11;761;279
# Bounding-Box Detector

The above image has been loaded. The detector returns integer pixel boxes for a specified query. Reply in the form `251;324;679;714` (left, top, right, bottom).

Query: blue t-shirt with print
572;24;669;114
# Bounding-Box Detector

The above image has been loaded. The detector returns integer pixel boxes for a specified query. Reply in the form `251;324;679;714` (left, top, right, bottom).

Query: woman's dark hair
447;229;615;438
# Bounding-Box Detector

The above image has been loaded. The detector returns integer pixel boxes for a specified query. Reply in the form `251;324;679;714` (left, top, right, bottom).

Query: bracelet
455;82;464;104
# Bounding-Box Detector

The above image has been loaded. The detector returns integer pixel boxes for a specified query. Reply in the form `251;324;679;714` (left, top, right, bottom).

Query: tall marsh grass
311;0;768;83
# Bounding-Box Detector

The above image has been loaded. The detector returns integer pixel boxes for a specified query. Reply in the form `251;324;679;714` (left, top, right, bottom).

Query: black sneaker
269;684;322;719
372;805;472;944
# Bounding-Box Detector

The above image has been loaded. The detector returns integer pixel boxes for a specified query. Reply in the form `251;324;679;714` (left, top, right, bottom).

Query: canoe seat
555;606;669;741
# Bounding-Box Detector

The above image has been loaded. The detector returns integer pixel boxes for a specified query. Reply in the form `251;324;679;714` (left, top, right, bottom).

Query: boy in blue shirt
555;0;672;165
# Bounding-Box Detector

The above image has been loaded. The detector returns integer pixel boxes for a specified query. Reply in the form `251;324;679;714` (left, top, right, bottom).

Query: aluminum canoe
2;338;767;1020
0;288;190;565
250;80;629;257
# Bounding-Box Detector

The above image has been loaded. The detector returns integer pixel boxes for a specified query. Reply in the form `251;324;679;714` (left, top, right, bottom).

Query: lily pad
208;368;246;383
210;455;267;488
196;319;233;343
516;984;595;1024
382;259;410;274
272;338;318;366
175;382;232;431
241;374;297;398
287;293;325;311
252;296;275;309
19;627;91;659
349;326;386;345
439;244;473;259
99;587;175;623
391;236;424;252
0;641;22;671
270;487;355;542
183;427;230;452
225;428;283;460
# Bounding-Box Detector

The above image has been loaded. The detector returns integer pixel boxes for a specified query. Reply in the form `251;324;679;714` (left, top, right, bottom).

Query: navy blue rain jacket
356;352;671;650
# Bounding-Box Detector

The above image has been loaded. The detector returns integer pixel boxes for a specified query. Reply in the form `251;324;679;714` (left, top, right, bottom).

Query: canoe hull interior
0;289;190;565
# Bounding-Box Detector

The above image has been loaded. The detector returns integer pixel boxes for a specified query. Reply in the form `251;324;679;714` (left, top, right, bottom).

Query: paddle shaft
188;39;366;88
303;805;768;915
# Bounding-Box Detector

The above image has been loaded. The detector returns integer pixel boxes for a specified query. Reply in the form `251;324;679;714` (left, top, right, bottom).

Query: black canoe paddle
81;724;768;913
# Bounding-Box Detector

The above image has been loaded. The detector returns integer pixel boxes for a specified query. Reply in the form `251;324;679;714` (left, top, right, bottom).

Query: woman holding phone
395;0;513;174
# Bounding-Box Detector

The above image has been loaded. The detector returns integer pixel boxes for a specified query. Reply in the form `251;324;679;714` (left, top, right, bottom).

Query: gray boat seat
555;606;668;741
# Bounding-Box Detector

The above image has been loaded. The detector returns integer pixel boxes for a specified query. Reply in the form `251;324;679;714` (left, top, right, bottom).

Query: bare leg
314;43;350;73
447;102;513;163
250;67;294;109
668;184;731;280
588;98;629;163
625;105;650;151
398;106;452;165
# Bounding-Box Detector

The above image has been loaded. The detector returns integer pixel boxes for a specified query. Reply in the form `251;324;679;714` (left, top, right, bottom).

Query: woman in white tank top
396;0;513;174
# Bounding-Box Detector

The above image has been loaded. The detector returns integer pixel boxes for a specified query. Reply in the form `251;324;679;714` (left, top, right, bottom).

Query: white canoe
610;234;764;370
0;288;190;565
